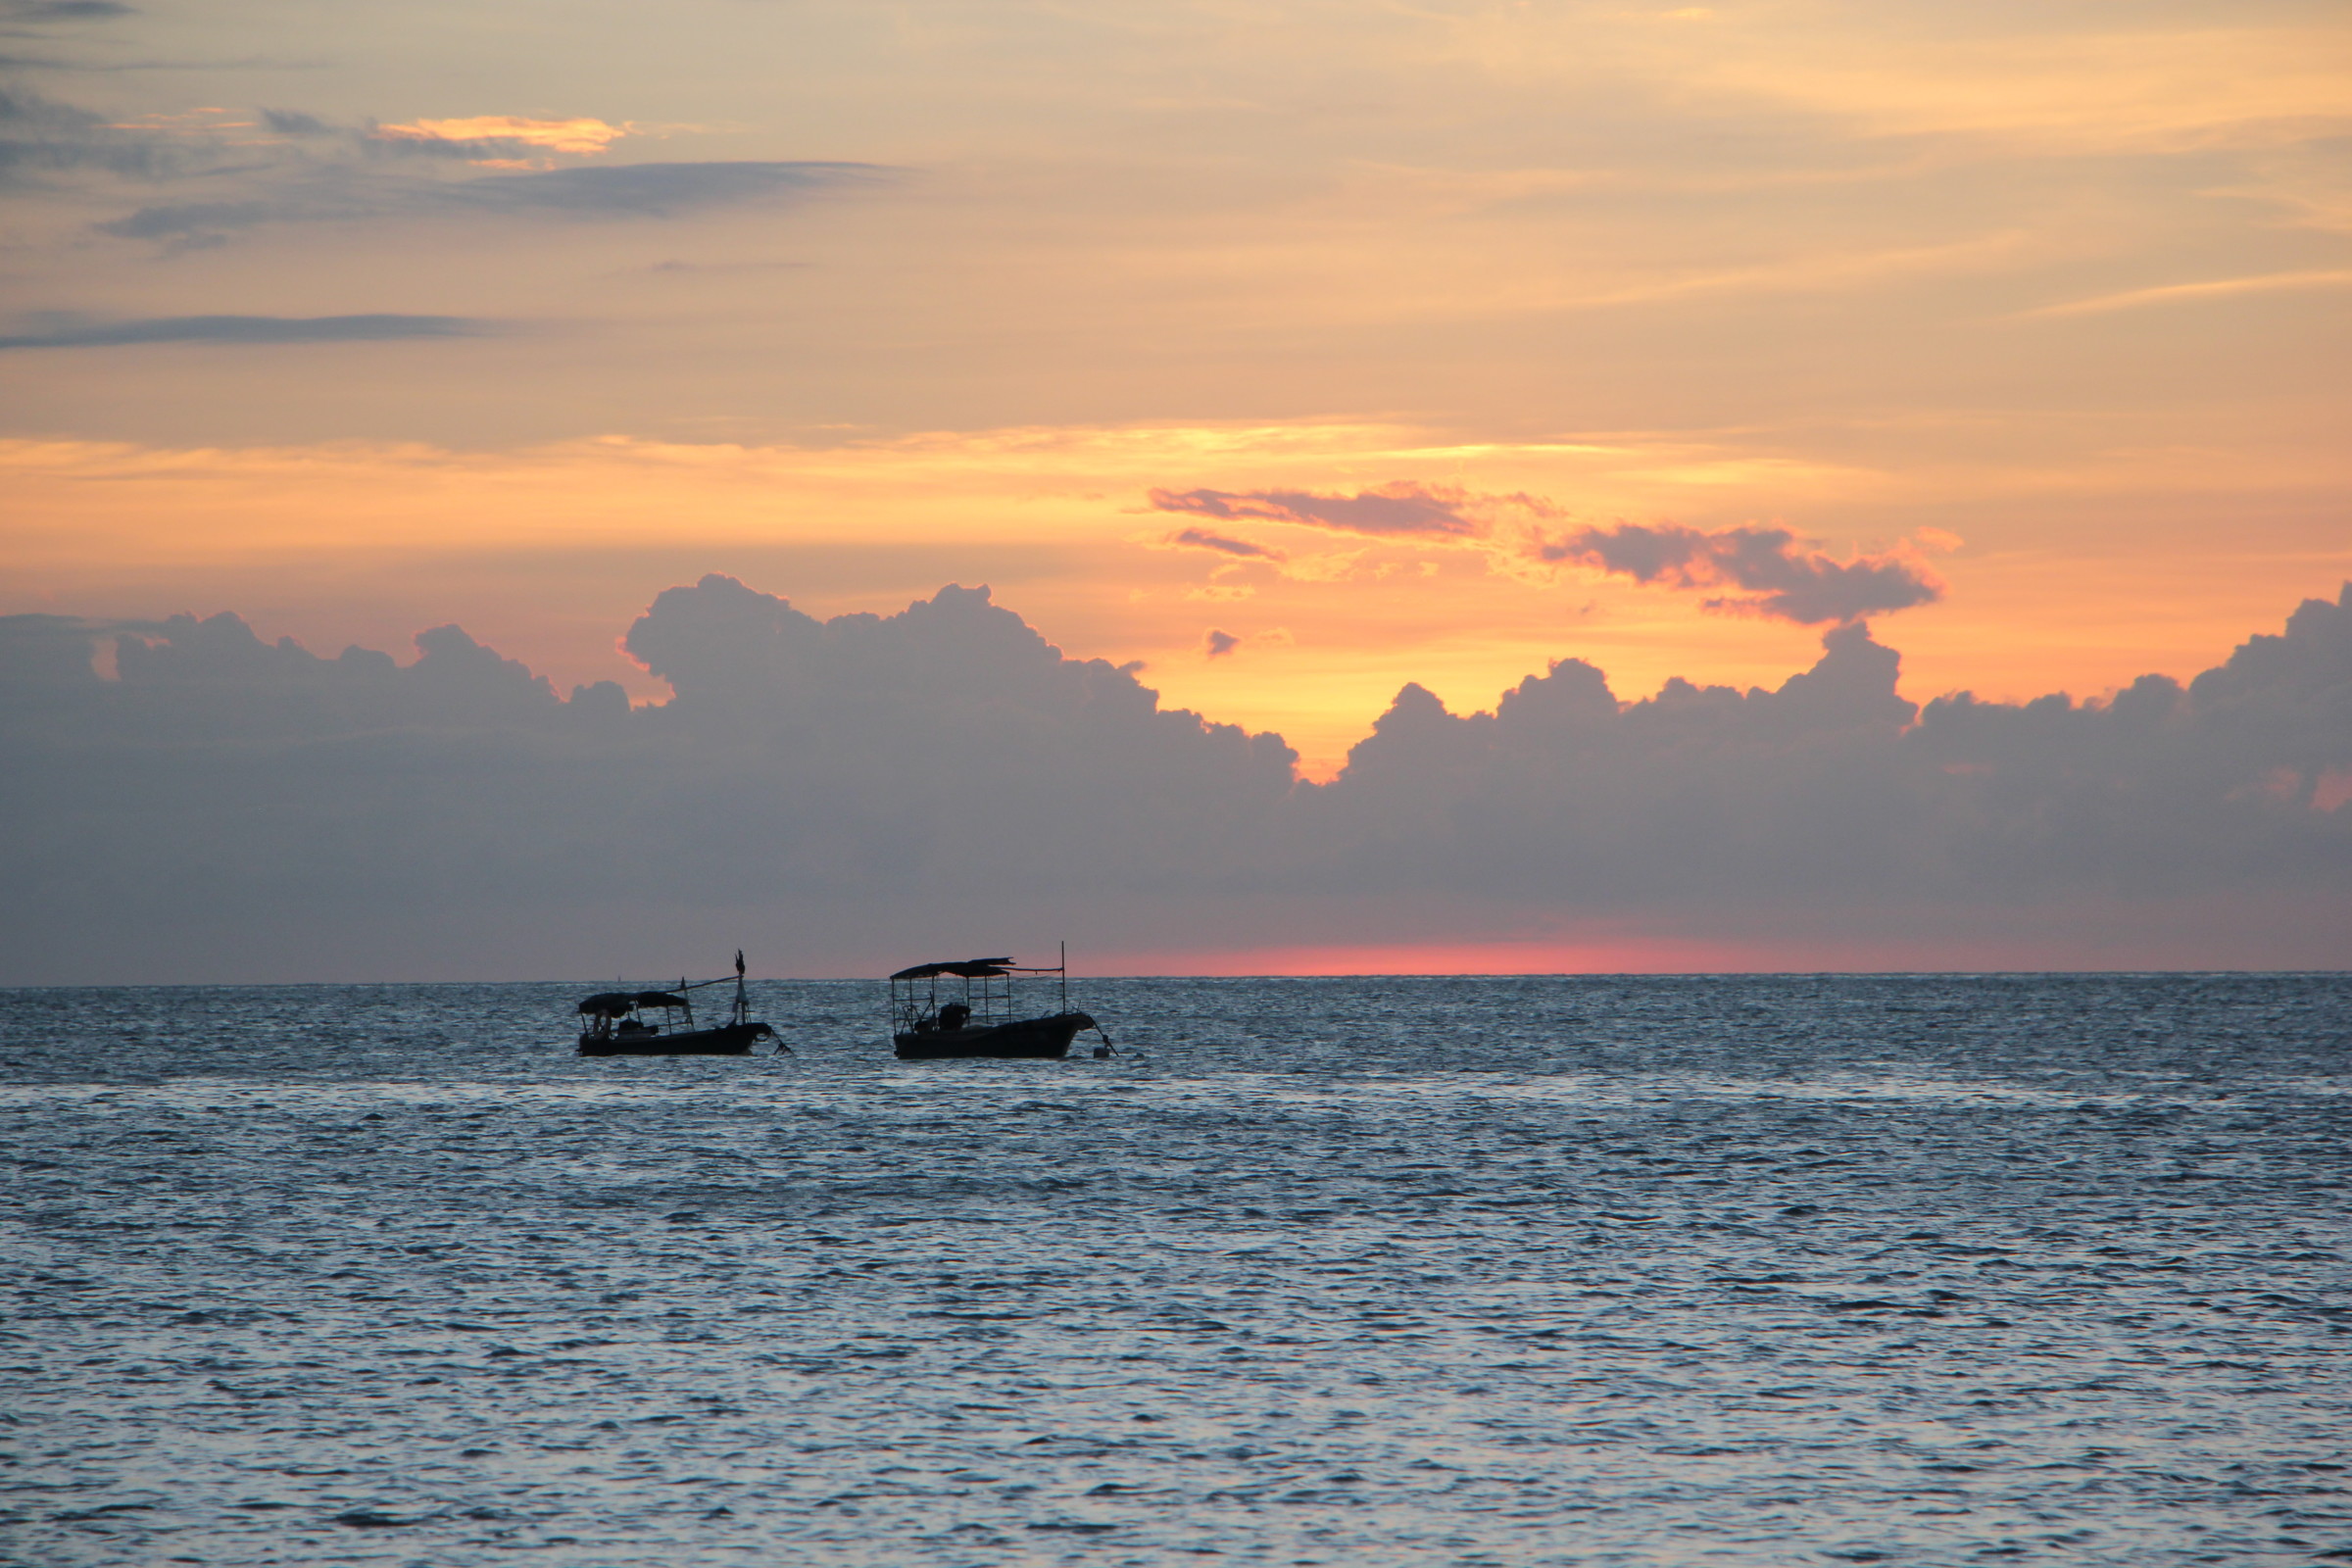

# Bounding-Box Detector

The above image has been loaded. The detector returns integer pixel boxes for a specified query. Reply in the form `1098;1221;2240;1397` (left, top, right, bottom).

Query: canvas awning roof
890;957;1017;981
577;989;691;1015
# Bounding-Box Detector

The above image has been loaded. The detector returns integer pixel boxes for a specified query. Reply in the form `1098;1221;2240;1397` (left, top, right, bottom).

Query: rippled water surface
4;975;2349;1566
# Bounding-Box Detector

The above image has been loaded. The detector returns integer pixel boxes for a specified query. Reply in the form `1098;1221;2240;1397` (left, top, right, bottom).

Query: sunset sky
3;0;2347;978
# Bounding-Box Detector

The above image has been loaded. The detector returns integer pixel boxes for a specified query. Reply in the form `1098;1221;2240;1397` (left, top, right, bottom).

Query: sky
2;0;2347;979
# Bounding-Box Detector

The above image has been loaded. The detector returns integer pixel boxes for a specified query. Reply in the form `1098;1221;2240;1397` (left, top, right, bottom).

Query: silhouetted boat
577;951;784;1056
889;949;1109;1060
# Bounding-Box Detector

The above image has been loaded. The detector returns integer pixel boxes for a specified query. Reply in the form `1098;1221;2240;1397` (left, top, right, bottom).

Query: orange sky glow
6;424;2338;780
1;0;2345;976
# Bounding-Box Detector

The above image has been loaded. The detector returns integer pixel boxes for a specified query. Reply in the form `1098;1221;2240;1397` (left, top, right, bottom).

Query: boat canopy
891;957;1018;981
577;989;691;1016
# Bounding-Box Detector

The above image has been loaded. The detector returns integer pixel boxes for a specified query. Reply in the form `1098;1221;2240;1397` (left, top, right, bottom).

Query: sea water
2;975;2347;1566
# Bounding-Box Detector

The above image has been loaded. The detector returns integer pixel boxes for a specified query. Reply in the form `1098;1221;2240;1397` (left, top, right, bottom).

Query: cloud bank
2;576;2346;980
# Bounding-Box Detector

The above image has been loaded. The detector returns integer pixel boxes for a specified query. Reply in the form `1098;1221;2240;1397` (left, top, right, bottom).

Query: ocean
3;975;2347;1566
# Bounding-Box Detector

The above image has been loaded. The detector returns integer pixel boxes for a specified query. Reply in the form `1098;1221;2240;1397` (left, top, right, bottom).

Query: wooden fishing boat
577;951;785;1056
888;950;1109;1060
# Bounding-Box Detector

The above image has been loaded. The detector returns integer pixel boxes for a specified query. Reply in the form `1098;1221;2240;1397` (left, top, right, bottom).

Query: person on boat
938;1002;971;1032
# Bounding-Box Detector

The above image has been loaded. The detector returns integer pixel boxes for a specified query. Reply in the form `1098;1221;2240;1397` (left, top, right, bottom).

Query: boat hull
895;1011;1097;1060
578;1021;778;1057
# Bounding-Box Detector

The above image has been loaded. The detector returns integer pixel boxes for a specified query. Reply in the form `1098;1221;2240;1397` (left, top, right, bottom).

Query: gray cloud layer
0;312;486;348
3;577;2346;979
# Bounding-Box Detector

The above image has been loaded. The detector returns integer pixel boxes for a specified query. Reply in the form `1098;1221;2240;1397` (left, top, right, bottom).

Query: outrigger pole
655;952;756;1031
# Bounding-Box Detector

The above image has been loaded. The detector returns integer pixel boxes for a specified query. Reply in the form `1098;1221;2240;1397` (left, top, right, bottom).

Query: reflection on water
4;975;2347;1565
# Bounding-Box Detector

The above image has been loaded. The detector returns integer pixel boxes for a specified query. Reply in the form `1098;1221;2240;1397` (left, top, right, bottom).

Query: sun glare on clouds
371;116;638;165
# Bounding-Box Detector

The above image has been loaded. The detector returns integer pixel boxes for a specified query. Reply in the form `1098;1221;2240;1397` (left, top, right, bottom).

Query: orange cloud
105;108;259;136
373;116;634;160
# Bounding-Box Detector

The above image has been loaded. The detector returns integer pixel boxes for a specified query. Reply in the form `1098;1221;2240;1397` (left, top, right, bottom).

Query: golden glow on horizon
6;426;2344;780
1093;934;1768;977
0;425;1900;559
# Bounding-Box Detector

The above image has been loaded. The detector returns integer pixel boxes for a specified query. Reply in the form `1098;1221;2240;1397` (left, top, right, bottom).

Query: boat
577;951;785;1056
889;948;1109;1060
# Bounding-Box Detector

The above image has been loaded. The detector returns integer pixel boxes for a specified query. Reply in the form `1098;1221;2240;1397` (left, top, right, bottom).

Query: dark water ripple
2;975;2348;1565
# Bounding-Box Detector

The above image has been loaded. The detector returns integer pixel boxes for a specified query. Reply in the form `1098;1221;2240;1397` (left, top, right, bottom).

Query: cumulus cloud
1;576;2345;980
0;578;1300;976
1539;520;1942;623
1150;482;1484;539
1305;589;2352;914
0;312;488;349
1203;628;1241;658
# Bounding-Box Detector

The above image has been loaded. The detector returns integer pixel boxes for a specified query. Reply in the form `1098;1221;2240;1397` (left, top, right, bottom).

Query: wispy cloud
2;0;134;24
2020;269;2352;318
257;108;329;136
94;160;889;245
437;161;874;217
0;312;488;349
1538;521;1940;625
1168;525;1285;562
0;80;184;181
1146;479;1938;624
1151;482;1487;539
